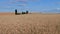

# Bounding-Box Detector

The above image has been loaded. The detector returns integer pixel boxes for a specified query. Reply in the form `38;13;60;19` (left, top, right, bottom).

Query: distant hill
42;9;60;13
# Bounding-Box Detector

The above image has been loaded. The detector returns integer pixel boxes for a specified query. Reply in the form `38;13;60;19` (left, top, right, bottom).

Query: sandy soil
0;13;60;34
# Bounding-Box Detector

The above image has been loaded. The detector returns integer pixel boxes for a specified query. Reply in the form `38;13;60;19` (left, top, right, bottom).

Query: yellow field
0;13;60;34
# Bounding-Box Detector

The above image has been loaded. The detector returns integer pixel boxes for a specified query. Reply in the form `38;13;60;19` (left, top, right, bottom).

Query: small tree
26;10;28;14
15;9;17;15
22;12;26;14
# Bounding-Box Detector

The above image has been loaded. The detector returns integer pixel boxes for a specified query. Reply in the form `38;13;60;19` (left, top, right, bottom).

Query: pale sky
0;0;60;13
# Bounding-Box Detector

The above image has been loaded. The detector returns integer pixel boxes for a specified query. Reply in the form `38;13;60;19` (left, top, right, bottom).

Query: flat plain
0;13;60;34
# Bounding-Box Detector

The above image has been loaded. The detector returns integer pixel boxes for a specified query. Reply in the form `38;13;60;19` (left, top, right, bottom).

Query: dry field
0;13;60;34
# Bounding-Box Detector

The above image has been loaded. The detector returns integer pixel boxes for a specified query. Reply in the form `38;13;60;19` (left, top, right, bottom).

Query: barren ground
0;13;60;34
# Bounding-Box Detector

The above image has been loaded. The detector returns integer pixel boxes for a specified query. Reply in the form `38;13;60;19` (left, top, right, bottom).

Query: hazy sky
0;0;60;13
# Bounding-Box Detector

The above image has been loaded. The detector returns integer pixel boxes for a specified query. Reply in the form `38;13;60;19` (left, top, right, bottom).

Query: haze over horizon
0;0;60;13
